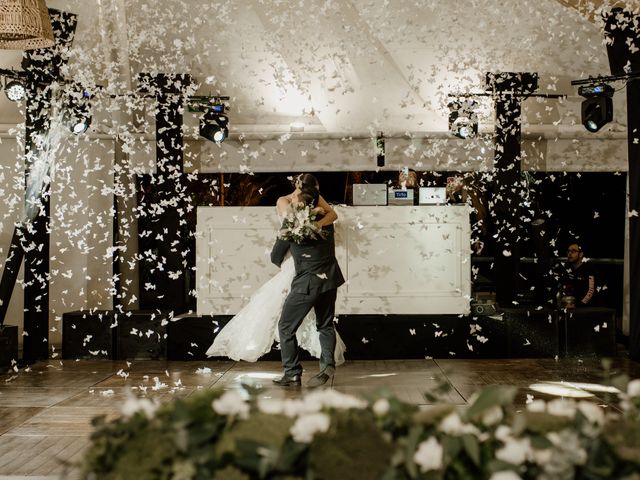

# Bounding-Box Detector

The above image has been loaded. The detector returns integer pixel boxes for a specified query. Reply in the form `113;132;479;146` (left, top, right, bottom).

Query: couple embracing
206;174;345;388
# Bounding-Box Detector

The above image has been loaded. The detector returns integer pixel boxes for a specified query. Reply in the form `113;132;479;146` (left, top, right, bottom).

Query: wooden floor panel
0;407;44;435
0;357;638;477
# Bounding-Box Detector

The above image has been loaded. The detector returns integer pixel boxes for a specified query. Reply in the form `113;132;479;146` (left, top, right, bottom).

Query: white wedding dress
205;254;346;365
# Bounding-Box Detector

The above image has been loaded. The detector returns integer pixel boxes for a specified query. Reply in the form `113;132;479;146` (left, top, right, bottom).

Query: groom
270;196;345;387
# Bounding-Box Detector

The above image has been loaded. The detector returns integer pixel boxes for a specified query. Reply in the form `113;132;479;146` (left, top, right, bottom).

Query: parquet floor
1;356;639;479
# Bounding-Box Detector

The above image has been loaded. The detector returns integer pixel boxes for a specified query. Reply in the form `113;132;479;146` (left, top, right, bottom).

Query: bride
206;174;346;365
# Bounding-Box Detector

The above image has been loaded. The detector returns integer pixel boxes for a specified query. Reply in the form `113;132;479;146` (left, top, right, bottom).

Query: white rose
121;395;158;418
212;390;250;419
495;425;512;441
495;437;531;465
257;397;285;415
489;471;522;480
532;448;553;465
283;398;307;417
627;379;640;397
526;399;546;413
372;398;390;416
413;437;443;472
577;401;605;426
482;406;504;426
547;399;576;418
439;412;479;436
304;389;366;411
290;412;331;443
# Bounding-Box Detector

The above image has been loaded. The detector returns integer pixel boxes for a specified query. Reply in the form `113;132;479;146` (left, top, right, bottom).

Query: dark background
136;171;627;318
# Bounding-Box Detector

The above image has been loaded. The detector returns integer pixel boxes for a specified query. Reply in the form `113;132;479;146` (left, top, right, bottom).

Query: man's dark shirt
563;262;596;307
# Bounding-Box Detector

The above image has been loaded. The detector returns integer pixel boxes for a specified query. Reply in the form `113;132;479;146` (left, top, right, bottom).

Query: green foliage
80;381;640;480
309;410;391;480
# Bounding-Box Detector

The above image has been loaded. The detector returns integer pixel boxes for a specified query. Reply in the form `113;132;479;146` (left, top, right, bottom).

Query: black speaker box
62;310;116;359
563;307;617;357
502;308;560;357
167;315;228;360
0;325;19;369
115;310;168;360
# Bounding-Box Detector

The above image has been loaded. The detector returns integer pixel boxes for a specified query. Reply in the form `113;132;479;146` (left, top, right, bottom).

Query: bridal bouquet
278;203;325;244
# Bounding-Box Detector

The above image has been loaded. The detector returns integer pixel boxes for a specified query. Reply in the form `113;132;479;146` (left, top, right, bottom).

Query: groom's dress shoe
307;368;334;388
272;374;301;387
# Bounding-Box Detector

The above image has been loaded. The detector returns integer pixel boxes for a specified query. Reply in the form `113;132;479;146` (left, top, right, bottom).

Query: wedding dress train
205;254;346;365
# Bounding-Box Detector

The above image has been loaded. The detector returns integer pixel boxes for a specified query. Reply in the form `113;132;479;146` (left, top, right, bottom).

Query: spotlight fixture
199;103;228;143
4;77;26;102
578;84;614;133
448;99;478;139
64;89;92;134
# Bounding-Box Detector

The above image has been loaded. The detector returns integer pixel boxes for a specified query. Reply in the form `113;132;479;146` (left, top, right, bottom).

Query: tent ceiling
0;0;629;135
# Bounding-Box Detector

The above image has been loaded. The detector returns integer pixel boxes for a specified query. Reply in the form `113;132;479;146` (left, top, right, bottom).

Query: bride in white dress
206;175;346;365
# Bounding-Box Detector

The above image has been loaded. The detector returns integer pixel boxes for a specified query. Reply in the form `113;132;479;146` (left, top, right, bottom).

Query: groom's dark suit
271;226;345;378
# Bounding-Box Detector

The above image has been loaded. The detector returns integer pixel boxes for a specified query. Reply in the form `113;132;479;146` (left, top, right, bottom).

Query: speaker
167;315;227;360
471;302;497;316
62;310;116;359
502;307;560;357
563;307;616;357
115;310;168;360
0;325;18;368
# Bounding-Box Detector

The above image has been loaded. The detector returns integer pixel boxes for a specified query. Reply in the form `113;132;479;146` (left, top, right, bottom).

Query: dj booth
195;205;472;316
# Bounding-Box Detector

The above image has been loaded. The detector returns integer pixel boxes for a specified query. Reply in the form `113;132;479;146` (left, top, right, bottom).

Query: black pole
628;78;640;359
487;72;538;307
137;74;193;312
0;226;25;326
22;79;52;362
20;9;77;363
601;8;640;359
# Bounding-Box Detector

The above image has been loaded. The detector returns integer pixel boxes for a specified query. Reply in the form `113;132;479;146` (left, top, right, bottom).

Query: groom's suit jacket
270;226;345;294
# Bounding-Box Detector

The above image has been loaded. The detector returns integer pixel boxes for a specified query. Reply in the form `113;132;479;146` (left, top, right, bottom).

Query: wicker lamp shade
0;0;54;50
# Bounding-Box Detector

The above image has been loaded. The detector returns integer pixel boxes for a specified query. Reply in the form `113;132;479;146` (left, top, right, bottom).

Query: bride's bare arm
276;196;291;217
315;195;337;228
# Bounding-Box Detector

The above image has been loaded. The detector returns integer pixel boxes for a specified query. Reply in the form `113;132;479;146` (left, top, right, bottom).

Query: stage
0;356;638;479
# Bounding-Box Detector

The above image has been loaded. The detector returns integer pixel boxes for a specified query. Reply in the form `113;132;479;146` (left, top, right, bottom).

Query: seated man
562;243;596;307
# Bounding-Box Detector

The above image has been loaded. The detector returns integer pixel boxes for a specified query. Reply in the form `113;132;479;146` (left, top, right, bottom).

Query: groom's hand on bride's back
270;238;290;267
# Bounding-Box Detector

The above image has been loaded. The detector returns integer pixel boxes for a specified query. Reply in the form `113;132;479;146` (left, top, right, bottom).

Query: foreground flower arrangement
82;379;640;480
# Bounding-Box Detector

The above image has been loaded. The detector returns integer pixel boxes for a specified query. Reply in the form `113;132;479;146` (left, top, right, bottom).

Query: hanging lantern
0;0;54;50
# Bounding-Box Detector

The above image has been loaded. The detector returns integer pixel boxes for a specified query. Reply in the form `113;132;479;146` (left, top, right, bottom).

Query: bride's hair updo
298;189;319;208
294;173;319;191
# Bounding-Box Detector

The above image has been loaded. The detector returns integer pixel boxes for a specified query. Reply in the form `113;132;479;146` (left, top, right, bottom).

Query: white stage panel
197;206;471;315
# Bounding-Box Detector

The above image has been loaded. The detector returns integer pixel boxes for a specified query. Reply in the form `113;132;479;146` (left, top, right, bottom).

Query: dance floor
0;356;639;479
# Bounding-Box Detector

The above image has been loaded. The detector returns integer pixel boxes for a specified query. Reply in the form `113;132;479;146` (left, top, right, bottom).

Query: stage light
67;110;91;134
64;89;92;134
448;100;478;139
4;78;26;102
200;104;228;143
578;84;614;133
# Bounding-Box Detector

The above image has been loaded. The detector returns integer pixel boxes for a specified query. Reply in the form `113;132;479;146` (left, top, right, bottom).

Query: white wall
0;138;25;339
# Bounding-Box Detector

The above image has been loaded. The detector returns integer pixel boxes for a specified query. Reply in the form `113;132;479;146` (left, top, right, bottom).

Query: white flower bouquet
278;203;325;244
81;374;640;480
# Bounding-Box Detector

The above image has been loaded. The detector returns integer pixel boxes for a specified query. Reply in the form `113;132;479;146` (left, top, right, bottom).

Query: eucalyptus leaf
603;419;640;464
464;385;518;421
461;434;480;467
309;411;391;480
412;404;455;426
512;411;574;435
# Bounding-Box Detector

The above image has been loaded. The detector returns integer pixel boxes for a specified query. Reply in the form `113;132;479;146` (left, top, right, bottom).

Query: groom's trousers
278;287;337;377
